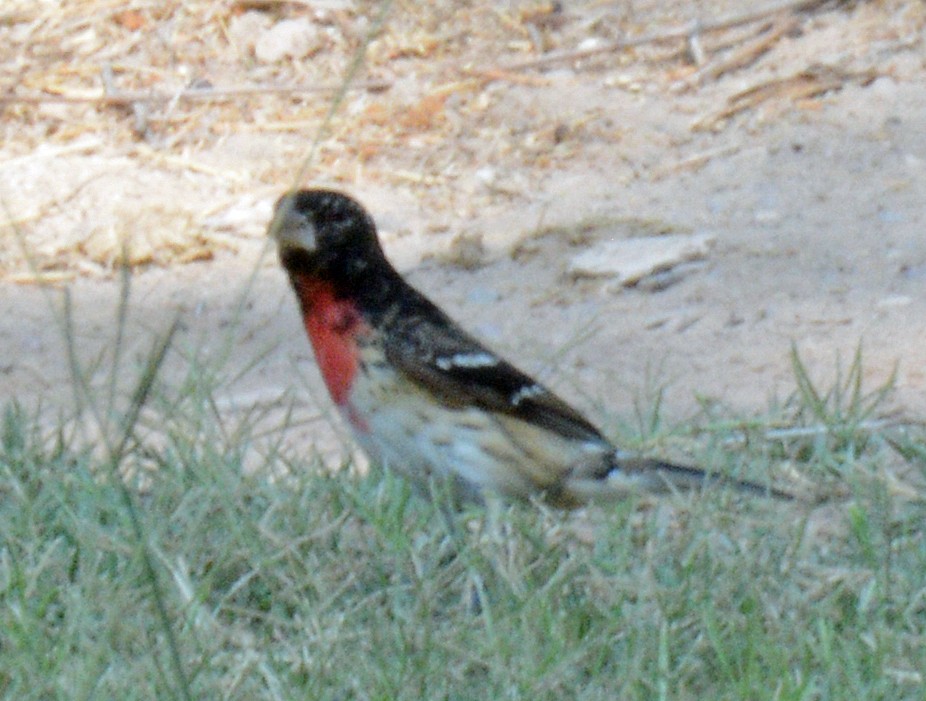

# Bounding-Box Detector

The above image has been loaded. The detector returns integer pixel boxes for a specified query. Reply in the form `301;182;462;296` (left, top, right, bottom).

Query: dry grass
3;0;922;278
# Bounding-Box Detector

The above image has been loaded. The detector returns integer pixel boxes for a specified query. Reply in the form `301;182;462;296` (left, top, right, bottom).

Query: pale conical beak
268;192;316;254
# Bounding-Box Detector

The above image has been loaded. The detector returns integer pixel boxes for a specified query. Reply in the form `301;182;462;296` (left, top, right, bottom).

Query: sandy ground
2;1;925;467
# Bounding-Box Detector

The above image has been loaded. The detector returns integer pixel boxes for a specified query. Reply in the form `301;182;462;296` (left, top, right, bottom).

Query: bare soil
2;1;925;466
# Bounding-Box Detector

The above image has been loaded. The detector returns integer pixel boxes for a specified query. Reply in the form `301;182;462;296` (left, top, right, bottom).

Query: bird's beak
269;192;316;255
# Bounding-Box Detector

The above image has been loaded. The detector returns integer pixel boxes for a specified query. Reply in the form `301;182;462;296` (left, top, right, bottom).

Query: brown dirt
2;1;925;468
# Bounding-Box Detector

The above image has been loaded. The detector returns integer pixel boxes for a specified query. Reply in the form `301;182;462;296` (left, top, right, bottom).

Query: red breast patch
293;275;366;407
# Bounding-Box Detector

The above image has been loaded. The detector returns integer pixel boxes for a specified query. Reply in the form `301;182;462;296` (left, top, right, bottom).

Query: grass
1;305;926;701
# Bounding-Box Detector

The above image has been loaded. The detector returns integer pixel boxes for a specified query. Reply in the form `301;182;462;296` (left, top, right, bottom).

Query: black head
270;189;387;279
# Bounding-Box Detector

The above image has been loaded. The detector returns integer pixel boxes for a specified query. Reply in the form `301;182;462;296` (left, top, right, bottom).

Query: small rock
877;295;912;308
475;166;496;186
227;10;270;53
577;37;605;52
568;233;715;286
754;209;781;225
438;233;486;270
255;18;322;64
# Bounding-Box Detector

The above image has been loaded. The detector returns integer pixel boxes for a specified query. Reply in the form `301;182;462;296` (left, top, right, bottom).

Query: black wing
381;301;606;445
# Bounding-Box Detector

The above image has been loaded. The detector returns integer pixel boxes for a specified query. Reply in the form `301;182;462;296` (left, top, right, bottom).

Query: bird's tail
563;453;795;505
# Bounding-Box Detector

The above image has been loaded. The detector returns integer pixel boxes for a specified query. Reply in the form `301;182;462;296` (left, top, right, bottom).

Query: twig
0;79;393;107
651;143;746;179
686;15;799;88
717;418;915;447
763;419;903;441
494;0;830;72
691;66;876;131
461;68;551;87
131;143;250;182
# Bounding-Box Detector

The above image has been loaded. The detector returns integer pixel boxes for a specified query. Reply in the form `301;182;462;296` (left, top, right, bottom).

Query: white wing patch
510;383;545;406
435;352;498;370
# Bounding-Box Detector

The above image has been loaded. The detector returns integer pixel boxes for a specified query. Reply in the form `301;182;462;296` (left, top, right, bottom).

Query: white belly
341;375;610;502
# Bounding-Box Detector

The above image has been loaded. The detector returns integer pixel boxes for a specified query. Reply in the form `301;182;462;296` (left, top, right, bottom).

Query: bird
269;188;792;508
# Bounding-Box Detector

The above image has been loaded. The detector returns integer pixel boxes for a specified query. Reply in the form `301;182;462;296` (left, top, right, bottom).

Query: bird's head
270;189;385;278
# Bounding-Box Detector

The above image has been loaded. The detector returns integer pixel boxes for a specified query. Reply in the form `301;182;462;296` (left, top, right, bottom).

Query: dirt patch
2;1;925;465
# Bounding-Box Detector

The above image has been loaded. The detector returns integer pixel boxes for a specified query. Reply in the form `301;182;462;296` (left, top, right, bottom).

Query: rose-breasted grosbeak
271;189;790;507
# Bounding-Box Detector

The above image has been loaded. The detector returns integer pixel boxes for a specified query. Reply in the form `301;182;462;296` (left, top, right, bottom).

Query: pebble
255;18;322;64
568;232;716;286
